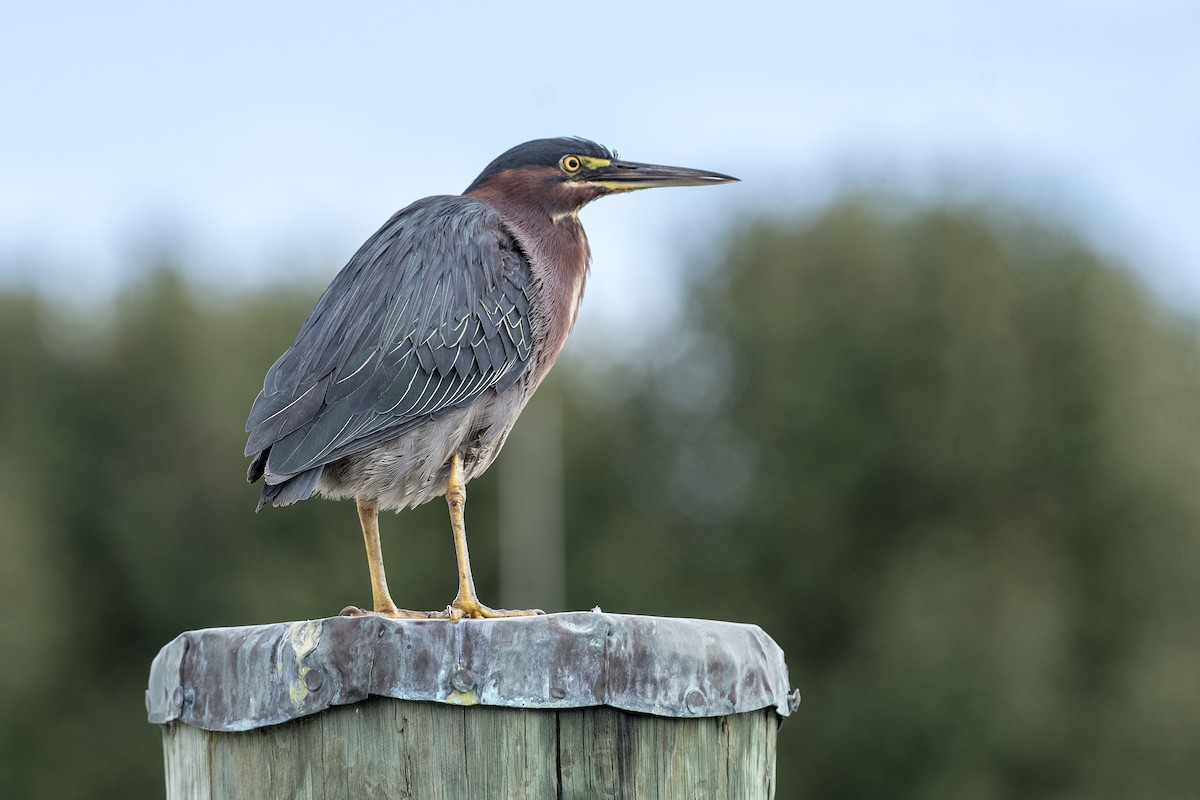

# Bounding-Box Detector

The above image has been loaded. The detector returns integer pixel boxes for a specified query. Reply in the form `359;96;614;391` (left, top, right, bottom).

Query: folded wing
244;195;534;493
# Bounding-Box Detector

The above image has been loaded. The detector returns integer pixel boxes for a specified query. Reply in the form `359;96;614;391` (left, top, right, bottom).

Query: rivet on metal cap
550;687;566;700
304;668;324;692
685;689;706;714
451;668;476;693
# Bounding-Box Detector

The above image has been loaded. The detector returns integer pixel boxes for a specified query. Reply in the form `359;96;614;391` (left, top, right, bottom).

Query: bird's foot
339;599;545;620
339;605;442;619
444;594;545;620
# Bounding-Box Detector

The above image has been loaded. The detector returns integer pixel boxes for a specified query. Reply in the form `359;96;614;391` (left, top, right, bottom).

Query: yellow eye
560;155;582;173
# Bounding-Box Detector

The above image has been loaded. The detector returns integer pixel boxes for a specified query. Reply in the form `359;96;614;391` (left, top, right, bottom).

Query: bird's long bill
592;159;738;191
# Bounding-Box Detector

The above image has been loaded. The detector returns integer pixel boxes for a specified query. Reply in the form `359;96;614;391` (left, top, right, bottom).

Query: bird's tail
249;449;324;511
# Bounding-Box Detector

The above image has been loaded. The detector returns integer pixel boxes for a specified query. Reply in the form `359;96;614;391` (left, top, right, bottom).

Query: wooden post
147;612;798;799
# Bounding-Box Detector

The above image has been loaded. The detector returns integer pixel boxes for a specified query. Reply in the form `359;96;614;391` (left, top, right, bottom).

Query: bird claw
445;598;545;619
338;602;543;620
339;605;440;619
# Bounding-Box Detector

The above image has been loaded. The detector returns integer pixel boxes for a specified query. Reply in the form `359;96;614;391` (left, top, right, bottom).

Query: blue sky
2;1;1198;343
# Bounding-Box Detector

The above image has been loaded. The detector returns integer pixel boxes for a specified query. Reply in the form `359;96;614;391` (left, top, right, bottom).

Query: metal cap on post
148;611;800;798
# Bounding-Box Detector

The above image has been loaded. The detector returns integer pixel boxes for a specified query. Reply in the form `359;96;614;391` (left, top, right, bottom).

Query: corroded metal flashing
147;611;799;731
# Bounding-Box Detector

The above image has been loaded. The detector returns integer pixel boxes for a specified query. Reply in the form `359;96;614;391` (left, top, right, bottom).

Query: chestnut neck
465;171;594;371
464;171;594;277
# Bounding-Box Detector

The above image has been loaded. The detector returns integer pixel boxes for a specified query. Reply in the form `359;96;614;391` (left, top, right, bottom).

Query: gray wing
245;195;534;494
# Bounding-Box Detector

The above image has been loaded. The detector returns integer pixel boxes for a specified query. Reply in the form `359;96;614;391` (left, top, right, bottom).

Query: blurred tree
0;196;1197;798
0;257;519;798
557;197;1200;799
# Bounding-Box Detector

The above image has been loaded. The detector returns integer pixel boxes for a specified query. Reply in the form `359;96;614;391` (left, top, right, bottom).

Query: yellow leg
446;453;543;619
341;499;436;619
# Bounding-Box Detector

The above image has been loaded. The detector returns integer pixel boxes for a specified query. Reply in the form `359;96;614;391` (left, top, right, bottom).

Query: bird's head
464;137;737;218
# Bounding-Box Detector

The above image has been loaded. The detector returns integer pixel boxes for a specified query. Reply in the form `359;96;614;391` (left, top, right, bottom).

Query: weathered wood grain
162;697;777;799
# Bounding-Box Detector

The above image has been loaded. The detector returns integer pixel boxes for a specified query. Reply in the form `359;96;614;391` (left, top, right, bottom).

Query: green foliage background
1;196;1198;798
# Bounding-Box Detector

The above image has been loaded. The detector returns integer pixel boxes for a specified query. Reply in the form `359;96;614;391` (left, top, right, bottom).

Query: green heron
245;137;737;619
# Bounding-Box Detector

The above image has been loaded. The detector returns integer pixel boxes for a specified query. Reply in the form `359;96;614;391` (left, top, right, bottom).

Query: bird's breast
505;215;591;386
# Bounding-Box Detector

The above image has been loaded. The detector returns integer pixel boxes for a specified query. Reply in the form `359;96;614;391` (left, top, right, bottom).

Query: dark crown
466;137;615;192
